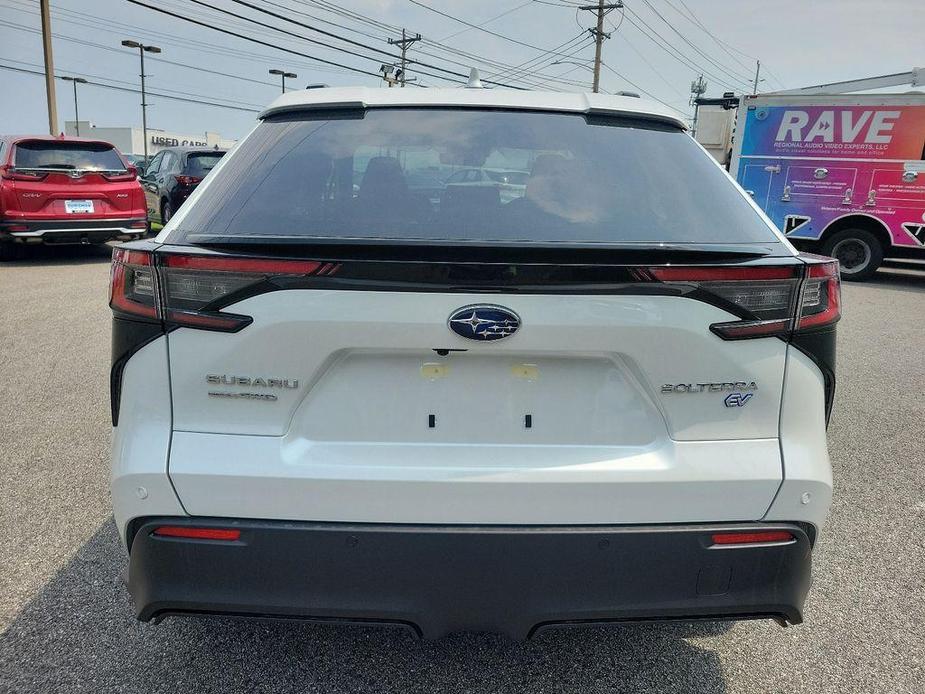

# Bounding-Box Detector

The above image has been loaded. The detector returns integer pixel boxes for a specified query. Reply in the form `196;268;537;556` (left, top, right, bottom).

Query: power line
258;0;584;89
608;18;685;98
668;0;755;74
600;62;690;117
0;20;271;109
671;0;782;87
2;0;583;94
0;51;266;109
281;0;594;89
619;4;751;92
439;0;534;41
217;0;589;91
0;0;360;80
0;16;281;94
123;0;398;82
486;33;589;83
213;0;527;88
407;0;596;59
0;62;260;113
635;0;754;85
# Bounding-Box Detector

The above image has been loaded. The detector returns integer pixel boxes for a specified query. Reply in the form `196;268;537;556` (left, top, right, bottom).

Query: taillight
109;247;333;331
175;175;203;186
636;264;801;339
635;258;840;340
0;165;47;181
110;248;157;320
103;166;138;182
159;254;324;331
797;261;841;330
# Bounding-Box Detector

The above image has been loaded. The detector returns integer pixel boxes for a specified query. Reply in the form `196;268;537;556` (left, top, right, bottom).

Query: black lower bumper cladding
127;518;812;640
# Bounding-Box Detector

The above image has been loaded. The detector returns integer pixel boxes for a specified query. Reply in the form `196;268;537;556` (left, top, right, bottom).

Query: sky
0;0;922;144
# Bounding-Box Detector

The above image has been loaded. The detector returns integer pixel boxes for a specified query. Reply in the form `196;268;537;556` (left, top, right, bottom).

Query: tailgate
165;289;787;524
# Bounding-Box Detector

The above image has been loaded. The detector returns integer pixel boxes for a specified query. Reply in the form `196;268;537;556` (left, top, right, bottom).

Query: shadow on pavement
1;243;115;267
0;521;730;694
866;263;925;293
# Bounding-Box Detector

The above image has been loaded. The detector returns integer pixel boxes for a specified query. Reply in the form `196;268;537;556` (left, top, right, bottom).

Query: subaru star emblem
448;304;521;341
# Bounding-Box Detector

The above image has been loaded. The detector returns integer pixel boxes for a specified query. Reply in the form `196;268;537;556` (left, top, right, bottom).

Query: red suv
0;135;148;260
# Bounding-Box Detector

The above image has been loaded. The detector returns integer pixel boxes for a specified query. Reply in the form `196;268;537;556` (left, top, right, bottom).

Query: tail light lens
159;254;324;331
797;261;841;330
110;247;334;331
0;165;48;181
103;166;138;182
110;248;157;319
175;175;203;186
635;258;840;340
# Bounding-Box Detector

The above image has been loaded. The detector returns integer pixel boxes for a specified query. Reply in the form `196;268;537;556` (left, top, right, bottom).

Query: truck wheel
821;228;883;281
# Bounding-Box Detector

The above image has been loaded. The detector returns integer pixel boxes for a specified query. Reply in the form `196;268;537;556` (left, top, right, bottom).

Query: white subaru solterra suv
110;87;838;639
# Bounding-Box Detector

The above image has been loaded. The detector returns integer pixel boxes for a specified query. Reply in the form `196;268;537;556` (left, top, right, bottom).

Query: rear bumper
0;217;148;244
127;518;813;639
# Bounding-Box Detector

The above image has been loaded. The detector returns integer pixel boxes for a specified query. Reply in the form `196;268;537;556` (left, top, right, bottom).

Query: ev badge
724;393;754;408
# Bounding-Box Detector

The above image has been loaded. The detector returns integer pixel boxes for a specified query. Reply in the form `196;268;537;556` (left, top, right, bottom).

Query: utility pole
121;40;161;162
689;74;707;137
752;59;761;94
39;0;58;135
60;76;87;136
388;29;421;87
269;68;298;94
579;1;622;93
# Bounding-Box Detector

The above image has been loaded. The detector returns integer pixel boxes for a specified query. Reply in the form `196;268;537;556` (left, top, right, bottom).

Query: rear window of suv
173;108;779;245
186;152;224;177
14;141;125;171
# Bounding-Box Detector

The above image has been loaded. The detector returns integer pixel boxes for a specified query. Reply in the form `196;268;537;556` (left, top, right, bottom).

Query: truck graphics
731;98;925;265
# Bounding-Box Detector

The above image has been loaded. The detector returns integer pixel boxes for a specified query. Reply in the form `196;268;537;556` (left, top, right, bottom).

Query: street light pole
121;40;161;162
60;76;87;136
269;69;298;94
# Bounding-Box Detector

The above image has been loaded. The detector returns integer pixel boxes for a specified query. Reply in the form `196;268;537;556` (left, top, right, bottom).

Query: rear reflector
153;526;241;541
711;530;794;545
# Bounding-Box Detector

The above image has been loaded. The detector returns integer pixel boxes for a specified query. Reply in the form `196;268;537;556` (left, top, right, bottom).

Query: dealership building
63;121;237;157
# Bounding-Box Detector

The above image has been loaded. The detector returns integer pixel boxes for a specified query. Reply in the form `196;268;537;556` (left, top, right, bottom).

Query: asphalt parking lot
1;245;923;694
